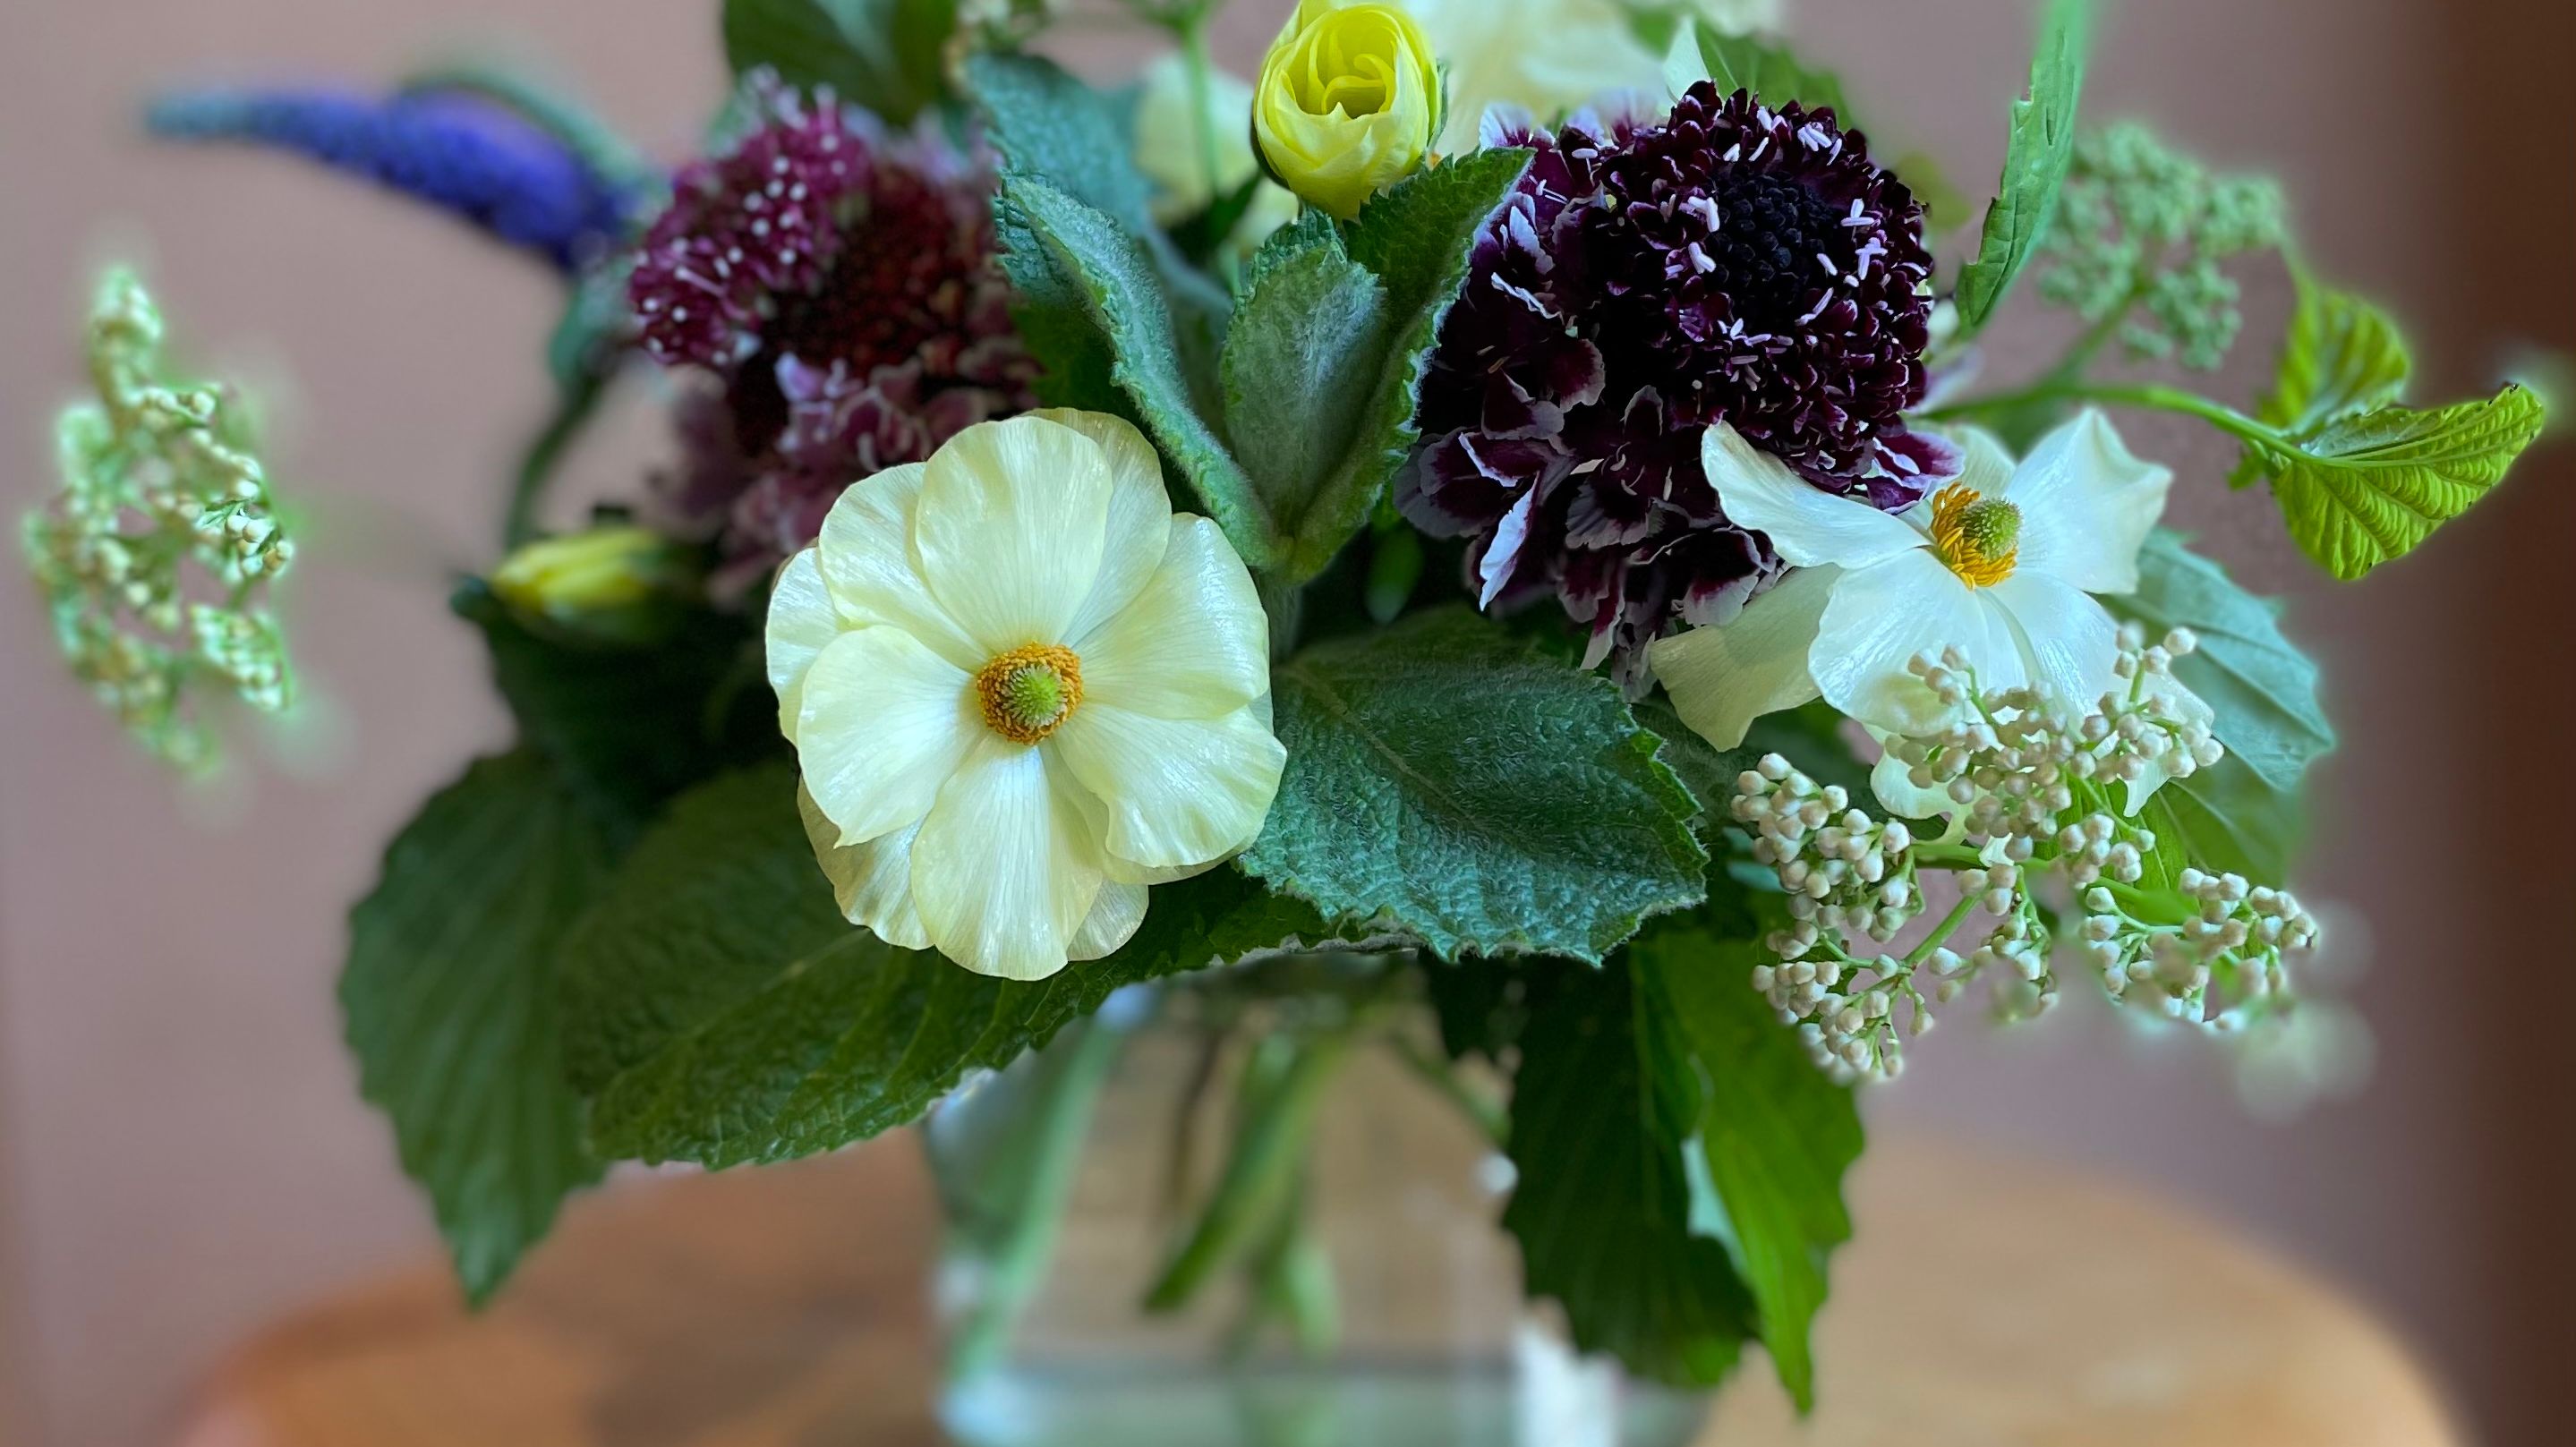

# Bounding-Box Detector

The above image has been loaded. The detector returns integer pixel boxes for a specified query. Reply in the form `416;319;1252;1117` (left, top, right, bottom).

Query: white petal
915;416;1113;654
1034;410;1176;642
1989;571;2120;718
796;626;977;846
909;735;1105;981
1047;702;1285;872
1945;426;2017;500
815;463;984;671
1866;729;1957;821
798;784;931;949
766;547;840;734
1074;515;1271;720
1809;550;2020;735
2003;409;2173;595
1704;421;1924;570
1646;565;1836;749
1070;881;1149;961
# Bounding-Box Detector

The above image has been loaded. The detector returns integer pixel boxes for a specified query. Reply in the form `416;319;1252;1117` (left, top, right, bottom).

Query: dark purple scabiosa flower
146;89;642;270
1403;84;1951;688
629;78;1034;584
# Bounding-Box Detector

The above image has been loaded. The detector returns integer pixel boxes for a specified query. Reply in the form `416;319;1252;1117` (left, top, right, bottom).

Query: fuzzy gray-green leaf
1241;608;1708;963
2111;531;2333;795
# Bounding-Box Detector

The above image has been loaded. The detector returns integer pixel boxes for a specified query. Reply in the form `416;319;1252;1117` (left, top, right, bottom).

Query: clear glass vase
922;964;1710;1447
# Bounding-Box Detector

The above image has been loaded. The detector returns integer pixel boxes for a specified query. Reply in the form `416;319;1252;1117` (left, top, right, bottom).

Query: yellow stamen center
974;643;1084;744
1928;483;2021;588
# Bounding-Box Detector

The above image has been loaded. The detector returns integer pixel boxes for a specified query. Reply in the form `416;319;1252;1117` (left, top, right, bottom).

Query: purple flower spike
147;88;640;270
1406;85;1947;688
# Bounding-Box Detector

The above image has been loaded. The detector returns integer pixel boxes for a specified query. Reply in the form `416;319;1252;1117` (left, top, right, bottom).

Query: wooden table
173;1136;2461;1447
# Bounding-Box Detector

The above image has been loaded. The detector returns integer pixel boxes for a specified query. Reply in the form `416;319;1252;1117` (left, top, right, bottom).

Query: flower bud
490;524;695;643
1253;0;1439;219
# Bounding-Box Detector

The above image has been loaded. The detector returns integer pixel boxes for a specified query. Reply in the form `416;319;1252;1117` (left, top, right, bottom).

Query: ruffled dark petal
1410;83;1938;685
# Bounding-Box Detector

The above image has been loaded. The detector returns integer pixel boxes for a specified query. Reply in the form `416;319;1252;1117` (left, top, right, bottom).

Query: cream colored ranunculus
1253;0;1440;219
1403;0;1786;149
768;412;1286;982
1132;53;1301;253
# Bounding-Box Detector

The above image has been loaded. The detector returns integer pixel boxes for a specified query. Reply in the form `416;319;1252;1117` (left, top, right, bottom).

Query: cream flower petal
1075;515;1271;720
915;416;1113;653
1647;564;1837;749
1032;410;1176;643
2003;410;2173;595
1070;881;1149;962
1809;550;2021;735
1946;426;2018;500
766;547;840;730
1704;421;1924;570
1988;570;2121;717
795;626;977;846
798;784;931;949
814;462;983;671
1866;729;1957;821
909;735;1105;982
1047;701;1285;872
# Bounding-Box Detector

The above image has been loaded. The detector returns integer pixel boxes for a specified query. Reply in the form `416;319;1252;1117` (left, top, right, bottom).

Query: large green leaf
2145;753;2304;885
721;0;958;123
2111;531;2333;795
2248;389;2546;582
1241;608;1708;963
1502;954;1757;1386
559;766;1333;1167
343;752;611;1302
1660;19;1856;120
1952;0;2091;333
1635;910;1864;1409
1222;149;1531;584
2231;270;2546;579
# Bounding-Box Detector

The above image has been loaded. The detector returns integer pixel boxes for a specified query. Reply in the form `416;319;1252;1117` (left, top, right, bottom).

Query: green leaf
1635;909;1864;1409
1502;954;1757;1386
721;0;959;124
2111;531;2333;794
1661;19;1857;120
965;53;1159;234
1220;149;1531;583
343;752;611;1302
454;582;775;847
1241;608;1709;963
2242;268;2413;448
995;174;1273;569
1952;0;2091;333
559;766;1334;1167
2145;753;2305;885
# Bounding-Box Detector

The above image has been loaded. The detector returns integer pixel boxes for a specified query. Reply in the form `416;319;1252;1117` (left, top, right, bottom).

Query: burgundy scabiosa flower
1403;83;1950;686
628;77;1033;582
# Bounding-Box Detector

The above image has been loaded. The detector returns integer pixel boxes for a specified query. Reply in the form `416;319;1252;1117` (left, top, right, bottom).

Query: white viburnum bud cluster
21;269;297;769
1732;753;2055;1083
1738;630;2324;1080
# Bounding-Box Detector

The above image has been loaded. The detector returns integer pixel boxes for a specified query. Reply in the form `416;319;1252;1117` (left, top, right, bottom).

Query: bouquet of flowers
26;0;2549;1426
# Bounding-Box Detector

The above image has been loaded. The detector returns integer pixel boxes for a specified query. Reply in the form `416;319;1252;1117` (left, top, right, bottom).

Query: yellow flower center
1927;483;2021;588
974;643;1084;744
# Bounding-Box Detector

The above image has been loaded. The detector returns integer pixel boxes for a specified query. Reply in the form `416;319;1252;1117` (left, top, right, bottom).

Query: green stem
1385;1033;1506;1148
1181;21;1226;215
1905;891;1981;967
1927;380;2284;454
1144;1031;1349;1312
501;372;604;549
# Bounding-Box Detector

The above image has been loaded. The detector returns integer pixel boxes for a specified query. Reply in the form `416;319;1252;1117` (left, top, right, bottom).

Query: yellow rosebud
1253;0;1441;220
490;524;695;642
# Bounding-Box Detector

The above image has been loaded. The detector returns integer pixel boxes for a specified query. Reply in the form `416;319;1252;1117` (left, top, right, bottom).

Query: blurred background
1;1;2568;1444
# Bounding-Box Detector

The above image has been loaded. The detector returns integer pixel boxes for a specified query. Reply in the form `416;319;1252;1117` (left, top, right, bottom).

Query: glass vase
922;961;1709;1447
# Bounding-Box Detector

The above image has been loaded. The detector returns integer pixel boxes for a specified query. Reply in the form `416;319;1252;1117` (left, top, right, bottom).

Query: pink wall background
2;2;2566;1445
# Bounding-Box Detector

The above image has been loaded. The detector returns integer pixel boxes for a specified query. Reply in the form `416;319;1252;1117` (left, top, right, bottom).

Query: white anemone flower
768;411;1286;982
1650;409;2172;748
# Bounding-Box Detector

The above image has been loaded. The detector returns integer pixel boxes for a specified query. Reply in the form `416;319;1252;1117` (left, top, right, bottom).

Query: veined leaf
721;0;958;124
2111;531;2333;795
2249;387;2545;582
1661;19;1857;120
995;174;1272;570
1502;954;1757;1386
1952;0;2091;333
558;766;1335;1167
1635;908;1864;1409
2241;268;2412;449
1223;150;1531;583
343;752;610;1302
1241;608;1708;963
